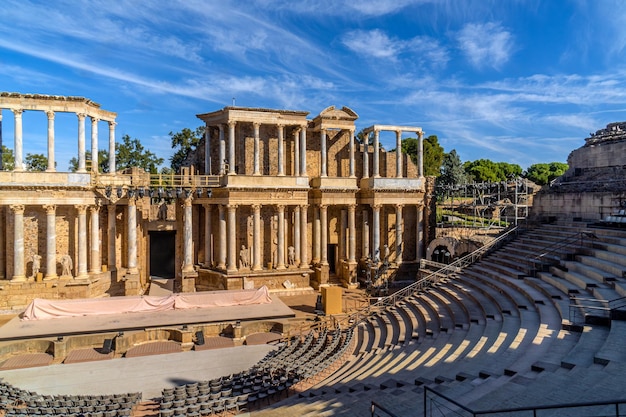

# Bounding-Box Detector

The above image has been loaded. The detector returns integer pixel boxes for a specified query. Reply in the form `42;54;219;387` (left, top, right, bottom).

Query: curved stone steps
390;304;414;346
369;312;390;350
555;263;619;300
419;290;454;333
399;297;428;341
463;268;530;314
593;320;626;365
407;294;442;338
450;279;504;323
524;276;572;322
381;308;403;347
360;319;377;353
428;285;471;330
588;246;626;267
576;254;625;279
593;240;626;257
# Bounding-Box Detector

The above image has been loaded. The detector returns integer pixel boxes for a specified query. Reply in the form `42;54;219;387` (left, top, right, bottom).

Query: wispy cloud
457;22;514;69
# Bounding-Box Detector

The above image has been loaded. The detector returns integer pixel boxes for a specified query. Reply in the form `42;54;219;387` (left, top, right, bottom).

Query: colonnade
362;127;424;178
319;129;356;177
0;108;116;173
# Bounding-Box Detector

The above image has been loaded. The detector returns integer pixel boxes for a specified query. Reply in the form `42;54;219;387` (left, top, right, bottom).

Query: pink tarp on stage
22;286;272;321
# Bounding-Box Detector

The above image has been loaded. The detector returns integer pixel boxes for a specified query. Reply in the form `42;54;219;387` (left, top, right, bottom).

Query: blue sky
1;0;626;171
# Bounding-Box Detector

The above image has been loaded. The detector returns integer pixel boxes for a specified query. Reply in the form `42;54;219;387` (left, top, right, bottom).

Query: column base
43;274;58;281
10;275;27;283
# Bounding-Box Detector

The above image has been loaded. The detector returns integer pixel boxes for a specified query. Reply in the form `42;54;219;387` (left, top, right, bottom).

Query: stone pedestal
124;272;141;296
313;264;330;289
341;260;358;288
181;270;198;293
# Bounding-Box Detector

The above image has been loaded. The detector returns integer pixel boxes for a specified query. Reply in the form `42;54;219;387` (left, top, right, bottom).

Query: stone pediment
311;106;358;131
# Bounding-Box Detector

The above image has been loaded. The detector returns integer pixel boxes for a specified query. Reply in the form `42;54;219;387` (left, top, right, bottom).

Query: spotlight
116;187;123;198
137;187;145;198
127;188;136;198
196;188;203;198
176;187;183;198
105;186;112;198
184;188;192;198
206;189;212;198
158;187;164;198
166;188;173;198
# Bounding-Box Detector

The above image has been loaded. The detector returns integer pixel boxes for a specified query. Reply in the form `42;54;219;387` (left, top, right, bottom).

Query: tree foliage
115;135;163;174
463;159;522;182
68;150;110;173
525;162;568;185
439;149;466;186
1;146;14;171
401;135;444;176
170;126;205;173
25;153;49;172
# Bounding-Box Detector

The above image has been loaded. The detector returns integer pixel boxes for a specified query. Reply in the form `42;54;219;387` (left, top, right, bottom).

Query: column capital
89;205;101;214
395;203;404;209
417;131;424;139
77;113;86;121
227;203;238;210
293;205;301;213
75;204;88;214
46;110;55;120
252;204;261;211
300;204;309;210
228;120;237;127
253;121;261;128
10;204;25;214
275;204;285;211
107;203;117;213
372;203;382;210
319;204;328;211
348;204;356;212
11;109;23;116
203;203;212;210
181;197;193;208
91;116;100;123
108;120;117;127
43;204;57;214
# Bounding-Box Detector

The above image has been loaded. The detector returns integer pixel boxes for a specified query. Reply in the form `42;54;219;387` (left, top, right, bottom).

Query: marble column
107;204;117;271
253;122;261;175
204;125;211;174
276;205;285;269
339;209;346;261
219;124;226;174
395;204;403;265
293;206;301;266
204;204;212;267
416;204;424;260
227;204;237;271
89;205;101;274
277;125;285;176
46;111;56;172
373;130;380;177
77;205;89;279
396;130;403;178
418;131;424;177
300;205;308;268
312;206;320;264
227;121;236;175
108;121;116;174
300;127;307;176
217;205;226;269
183;198;194;272
372;204;381;261
363;138;369;178
10;205;25;281
348;204;356;263
362;209;369;260
0;207;5;279
127;199;138;274
320;129;327;177
294;129;300;176
77;113;86;172
12;110;24;171
252;204;262;270
320;204;328;265
91;117;99;173
348;129;355;177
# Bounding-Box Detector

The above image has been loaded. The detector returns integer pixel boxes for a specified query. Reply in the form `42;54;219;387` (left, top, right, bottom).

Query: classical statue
31;254;42;279
157;202;168;220
383;244;390;262
239;245;250;269
60;254;73;277
287;246;295;266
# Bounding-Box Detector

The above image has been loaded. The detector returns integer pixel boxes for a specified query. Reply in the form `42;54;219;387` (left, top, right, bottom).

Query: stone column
77;205;89;279
363;137;369;178
300;204;308;268
46;111;56;172
107;204;117;271
294;129;300;176
312;206;320;264
395;204;403;265
372;204;381;261
320;204;328;265
348;129;355;177
217;205;226;269
228;121;236;175
0;207;5;279
204;125;211;174
219;124;226;174
252;204;262;270
293;206;301;266
300;127;307;176
204;204;212;267
373;129;380;177
91;117;99;173
183;198;194;272
43;205;57;280
89;205;101;273
253;122;261;175
416;204;424;260
276;205;285;269
362;209;369;260
348;204;356;263
277;125;285;176
227;204;237;271
320;128;327;177
108;121;116;173
396;130;402;178
418;131;424;177
12;110;23;171
77;113;86;172
127;199;138;274
10;205;25;281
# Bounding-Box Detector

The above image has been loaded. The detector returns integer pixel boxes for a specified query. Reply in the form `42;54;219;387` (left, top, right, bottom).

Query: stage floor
0;294;295;341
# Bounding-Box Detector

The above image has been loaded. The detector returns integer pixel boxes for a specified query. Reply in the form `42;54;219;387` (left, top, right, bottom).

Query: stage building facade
0;93;434;310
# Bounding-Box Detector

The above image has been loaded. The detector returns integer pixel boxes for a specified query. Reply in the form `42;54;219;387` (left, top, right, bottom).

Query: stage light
116;187;123;198
176;187;183;198
105;186;112;198
137;187;145;198
127;188;136;198
196;188;203;198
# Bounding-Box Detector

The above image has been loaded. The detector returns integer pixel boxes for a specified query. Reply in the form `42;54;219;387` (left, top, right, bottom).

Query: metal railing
570;295;626;324
92;172;221;188
532;231;598;263
424;386;626;416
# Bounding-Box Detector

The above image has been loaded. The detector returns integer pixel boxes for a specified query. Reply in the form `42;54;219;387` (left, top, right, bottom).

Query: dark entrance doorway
328;244;337;274
150;231;176;278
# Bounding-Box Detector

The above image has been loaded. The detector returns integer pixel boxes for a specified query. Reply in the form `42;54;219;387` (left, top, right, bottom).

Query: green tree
463;159;522;182
170;126;205;173
1;146;14;171
25;153;49;172
401;135;444;176
439;149;466;186
68;150;110;173
116;135;164;174
525;162;568;185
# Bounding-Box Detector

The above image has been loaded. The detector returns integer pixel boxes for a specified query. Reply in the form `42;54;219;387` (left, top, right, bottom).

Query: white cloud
342;29;401;59
457;22;514;69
